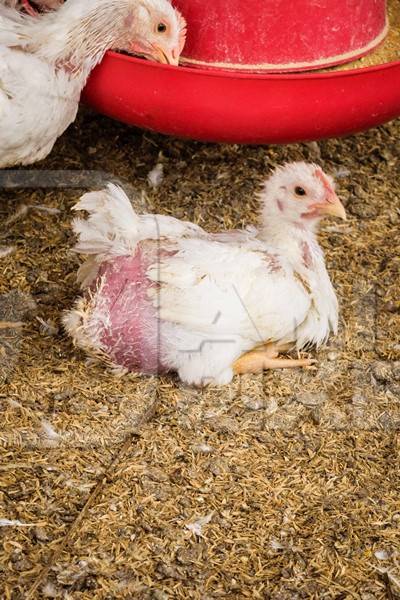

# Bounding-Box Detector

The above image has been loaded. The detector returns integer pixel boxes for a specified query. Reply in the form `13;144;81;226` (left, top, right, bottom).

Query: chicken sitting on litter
2;1;63;17
0;0;186;167
64;162;346;386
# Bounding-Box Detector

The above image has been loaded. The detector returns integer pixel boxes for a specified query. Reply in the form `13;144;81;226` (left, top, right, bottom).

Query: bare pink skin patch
263;252;282;273
91;243;170;374
301;241;313;269
124;13;135;28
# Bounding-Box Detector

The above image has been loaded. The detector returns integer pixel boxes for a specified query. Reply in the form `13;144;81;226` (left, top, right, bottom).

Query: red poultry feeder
173;0;388;72
83;0;400;144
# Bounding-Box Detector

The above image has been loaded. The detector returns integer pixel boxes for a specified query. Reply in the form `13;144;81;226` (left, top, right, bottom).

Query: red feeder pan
173;0;388;72
82;1;400;144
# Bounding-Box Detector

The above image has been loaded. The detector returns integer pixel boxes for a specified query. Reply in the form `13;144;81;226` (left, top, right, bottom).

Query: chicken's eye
295;186;306;197
157;22;167;33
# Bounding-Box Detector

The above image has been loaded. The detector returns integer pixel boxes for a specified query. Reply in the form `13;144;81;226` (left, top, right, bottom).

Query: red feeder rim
82;54;400;144
82;0;399;144
173;0;388;72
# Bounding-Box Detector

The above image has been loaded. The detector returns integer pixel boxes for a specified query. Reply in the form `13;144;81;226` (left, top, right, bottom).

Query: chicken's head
261;162;346;229
121;0;187;66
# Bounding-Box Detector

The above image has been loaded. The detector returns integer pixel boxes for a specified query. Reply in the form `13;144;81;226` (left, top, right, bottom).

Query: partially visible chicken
0;0;186;167
64;162;346;386
2;1;63;17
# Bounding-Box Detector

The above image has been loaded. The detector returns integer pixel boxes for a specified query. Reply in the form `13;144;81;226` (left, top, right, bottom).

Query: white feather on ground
185;513;214;537
0;519;36;526
147;163;164;188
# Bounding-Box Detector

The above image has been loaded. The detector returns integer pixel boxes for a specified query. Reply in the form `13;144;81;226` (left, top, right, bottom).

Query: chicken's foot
233;343;315;374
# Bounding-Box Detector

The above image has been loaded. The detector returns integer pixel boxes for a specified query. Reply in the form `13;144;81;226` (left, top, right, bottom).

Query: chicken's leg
233;343;315;374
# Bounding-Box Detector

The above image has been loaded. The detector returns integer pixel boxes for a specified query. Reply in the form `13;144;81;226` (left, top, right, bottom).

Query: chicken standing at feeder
64;162;346;386
0;0;186;168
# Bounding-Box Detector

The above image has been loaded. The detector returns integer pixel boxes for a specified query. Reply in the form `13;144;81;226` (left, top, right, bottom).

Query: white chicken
64;162;346;386
0;0;186;167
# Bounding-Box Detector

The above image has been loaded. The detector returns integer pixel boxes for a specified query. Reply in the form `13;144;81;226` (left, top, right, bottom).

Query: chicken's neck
28;0;133;77
260;216;338;347
260;218;322;272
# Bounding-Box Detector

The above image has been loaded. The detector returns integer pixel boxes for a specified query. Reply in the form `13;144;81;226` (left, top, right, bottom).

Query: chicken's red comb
315;168;335;198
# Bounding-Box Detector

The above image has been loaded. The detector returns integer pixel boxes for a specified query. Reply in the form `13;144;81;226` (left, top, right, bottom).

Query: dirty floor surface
0;110;399;599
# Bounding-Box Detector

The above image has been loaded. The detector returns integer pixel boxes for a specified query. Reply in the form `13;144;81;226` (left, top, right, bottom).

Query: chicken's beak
305;193;347;221
151;44;179;66
312;168;346;220
319;192;347;220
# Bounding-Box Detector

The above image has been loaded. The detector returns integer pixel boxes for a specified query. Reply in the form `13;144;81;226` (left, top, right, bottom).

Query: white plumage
64;162;346;386
0;0;186;167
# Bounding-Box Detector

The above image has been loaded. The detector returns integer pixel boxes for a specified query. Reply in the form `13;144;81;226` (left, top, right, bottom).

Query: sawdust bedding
0;106;399;598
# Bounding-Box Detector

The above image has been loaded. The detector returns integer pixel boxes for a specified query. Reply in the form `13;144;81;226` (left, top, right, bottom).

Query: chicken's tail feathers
72;184;140;286
72;183;140;255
